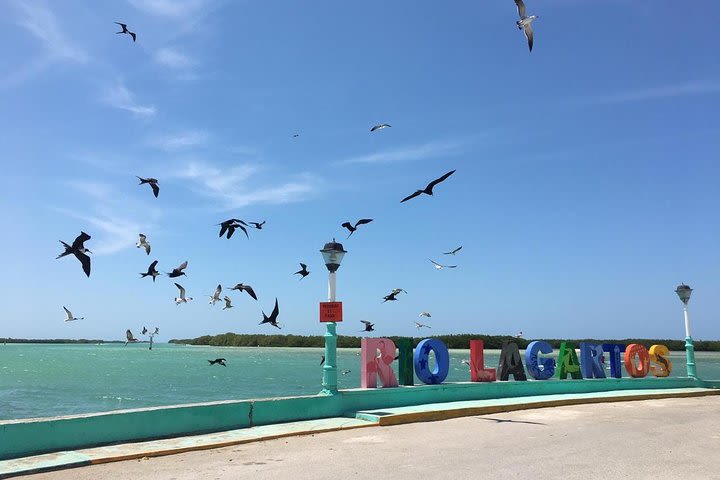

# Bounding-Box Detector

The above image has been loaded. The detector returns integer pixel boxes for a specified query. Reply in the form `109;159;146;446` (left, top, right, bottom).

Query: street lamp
675;283;696;378
320;239;347;394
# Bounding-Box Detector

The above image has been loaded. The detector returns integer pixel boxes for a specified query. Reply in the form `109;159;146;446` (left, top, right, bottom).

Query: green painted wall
1;377;718;461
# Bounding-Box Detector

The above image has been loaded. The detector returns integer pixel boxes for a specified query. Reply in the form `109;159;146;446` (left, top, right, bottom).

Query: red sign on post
319;302;343;322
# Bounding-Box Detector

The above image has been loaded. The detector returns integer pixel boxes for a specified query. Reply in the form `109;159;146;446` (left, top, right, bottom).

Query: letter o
624;344;650;378
414;338;450;385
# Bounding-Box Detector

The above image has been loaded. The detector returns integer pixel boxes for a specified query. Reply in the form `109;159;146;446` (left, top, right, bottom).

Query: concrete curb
362;388;720;426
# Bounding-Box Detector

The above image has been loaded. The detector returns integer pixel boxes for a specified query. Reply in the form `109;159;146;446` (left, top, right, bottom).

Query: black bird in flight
443;246;462;255
227;283;258;300
400;169;456;203
167;261;188;278
208;358;227;366
341;218;373;238
56;231;92;277
383;292;399;303
141;326;148;335
248;221;265;230
218;219;248;239
141;260;160;282
115;22;137;42
294;263;310;279
260;298;281;329
370;124;391;132
124;329;138;346
361;320;375;332
137;177;159;198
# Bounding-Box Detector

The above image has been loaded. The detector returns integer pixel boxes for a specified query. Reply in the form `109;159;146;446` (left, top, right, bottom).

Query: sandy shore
24;396;720;480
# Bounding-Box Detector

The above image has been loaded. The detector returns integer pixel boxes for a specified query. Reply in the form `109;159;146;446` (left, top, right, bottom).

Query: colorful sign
319;302;343;322
360;338;672;388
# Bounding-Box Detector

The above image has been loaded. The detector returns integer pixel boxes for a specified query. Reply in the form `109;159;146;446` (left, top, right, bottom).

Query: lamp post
320;239;347;394
675;283;696;378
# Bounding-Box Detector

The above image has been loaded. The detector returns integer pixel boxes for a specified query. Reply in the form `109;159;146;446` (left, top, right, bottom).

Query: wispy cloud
2;1;89;88
127;0;213;18
154;47;195;69
174;161;318;209
338;140;466;166
57;181;160;255
147;130;208;151
101;82;157;117
590;80;720;104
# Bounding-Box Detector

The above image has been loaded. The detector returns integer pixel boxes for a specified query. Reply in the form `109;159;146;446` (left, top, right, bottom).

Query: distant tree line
168;333;720;352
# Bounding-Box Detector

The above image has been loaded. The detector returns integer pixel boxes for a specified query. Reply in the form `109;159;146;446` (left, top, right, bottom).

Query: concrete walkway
14;396;720;480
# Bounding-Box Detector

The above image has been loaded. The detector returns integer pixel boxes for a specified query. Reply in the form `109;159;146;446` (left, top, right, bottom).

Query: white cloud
2;1;89;88
127;0;212;18
148;130;208;151
57;181;160;255
101;82;157;117
154;48;195;69
338;140;465;165
591;80;720;104
174;161;317;209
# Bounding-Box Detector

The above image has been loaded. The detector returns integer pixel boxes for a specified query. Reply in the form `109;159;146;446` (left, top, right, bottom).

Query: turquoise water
2;343;719;421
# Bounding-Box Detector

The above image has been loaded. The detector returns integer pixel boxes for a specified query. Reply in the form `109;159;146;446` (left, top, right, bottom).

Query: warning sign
319;302;343;322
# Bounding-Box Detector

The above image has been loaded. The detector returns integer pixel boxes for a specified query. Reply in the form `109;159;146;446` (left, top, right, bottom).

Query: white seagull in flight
63;306;83;322
174;283;193;305
514;0;538;52
136;234;151;255
430;259;457;270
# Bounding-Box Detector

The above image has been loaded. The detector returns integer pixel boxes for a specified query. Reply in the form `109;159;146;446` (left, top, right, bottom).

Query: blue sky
1;0;719;342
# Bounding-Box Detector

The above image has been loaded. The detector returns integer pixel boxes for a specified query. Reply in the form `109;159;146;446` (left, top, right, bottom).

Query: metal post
683;304;697;378
322;272;338;394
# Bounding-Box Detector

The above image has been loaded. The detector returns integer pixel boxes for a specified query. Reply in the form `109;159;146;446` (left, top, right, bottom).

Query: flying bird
443;246;463;255
260;298;281;329
419;312;431;318
222;296;233;310
341;218;373;238
56;231;92;277
141;326;148;335
208;285;222;305
391;288;407;296
383;288;407;302
370;124;391;132
168;261;188;278
293;133;300;138
320;355;325;366
360;320;375;332
248;221;266;230
63;306;83;322
341;369;352;375
140;260;160;282
414;321;431;329
136;234;151;255
400;169;456;203
294;263;310;279
124;329;138;346
153;327;159;335
208;358;227;366
515;331;523;338
136;177;159;198
227;283;258;300
514;0;538;52
218;219;248;239
430;260;457;270
115;22;137;42
174;283;193;305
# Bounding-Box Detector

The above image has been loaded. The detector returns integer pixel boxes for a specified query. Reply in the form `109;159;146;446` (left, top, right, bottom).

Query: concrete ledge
354;387;720;426
0;376;711;461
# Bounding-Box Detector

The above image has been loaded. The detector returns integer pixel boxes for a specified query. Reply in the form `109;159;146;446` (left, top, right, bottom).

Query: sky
1;0;719;342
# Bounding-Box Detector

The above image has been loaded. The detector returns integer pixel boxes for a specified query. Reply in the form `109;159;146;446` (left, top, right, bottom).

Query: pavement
3;388;720;479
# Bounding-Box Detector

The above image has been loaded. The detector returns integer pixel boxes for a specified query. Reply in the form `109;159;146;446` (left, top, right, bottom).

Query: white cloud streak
127;0;212;18
174;161;317;209
101;82;157;117
591;80;720;104
338;140;466;165
2;1;89;88
148;130;208;151
154;48;195;69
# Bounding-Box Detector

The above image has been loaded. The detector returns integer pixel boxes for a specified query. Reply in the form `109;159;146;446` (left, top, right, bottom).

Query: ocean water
2;343;719;421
